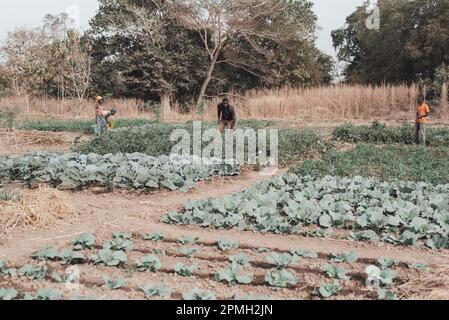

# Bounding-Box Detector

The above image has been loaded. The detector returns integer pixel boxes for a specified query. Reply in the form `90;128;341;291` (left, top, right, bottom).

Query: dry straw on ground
0;187;76;236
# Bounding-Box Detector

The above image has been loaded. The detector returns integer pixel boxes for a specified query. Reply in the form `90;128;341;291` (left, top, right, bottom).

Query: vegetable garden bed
0;152;239;192
1;231;434;300
162;174;449;249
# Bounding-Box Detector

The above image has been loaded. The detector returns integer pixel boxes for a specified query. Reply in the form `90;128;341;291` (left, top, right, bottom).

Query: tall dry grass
0;83;432;123
0;96;149;121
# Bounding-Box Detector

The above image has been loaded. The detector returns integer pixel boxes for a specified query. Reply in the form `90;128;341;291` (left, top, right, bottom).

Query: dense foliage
290;144;449;185
18;119;155;133
332;0;449;85
333;122;449;146
163;174;449;249
0;152;239;191
74;123;326;165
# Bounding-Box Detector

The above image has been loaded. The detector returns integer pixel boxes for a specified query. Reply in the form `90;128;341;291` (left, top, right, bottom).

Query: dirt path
1;168;448;268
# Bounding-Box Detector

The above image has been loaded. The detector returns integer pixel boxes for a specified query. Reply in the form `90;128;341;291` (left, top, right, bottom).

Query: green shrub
333;122;449;147
18;119;155;133
290;144;449;185
75;123;326;165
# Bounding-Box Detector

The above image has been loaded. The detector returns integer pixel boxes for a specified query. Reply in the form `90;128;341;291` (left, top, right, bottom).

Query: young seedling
264;269;298;289
215;263;253;285
0;288;18;300
135;255;161;272
142;282;171;298
177;235;199;245
321;264;349;280
217;237;240;252
179;247;198;258
229;254;251;266
103;276;126;290
318;281;342;298
90;249;128;267
72;232;96;250
182;289;216;300
266;252;298;269
377;289;399;300
174;263;198;277
377;258;400;268
330;251;358;263
143;232;164;242
18;265;47;280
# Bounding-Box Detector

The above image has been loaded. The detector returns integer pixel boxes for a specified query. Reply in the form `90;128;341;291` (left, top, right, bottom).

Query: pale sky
0;0;366;58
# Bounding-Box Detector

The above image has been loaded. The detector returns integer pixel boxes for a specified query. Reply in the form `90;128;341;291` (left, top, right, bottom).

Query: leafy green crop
318;281;342;298
408;262;427;270
103;238;133;251
90;249;128;267
163;173;449;249
19;118;154;133
179;247;198;258
333;122;449;147
177;236;199;245
264;269;298;288
31;247;84;265
290;144;449;185
135;255;161;272
291;249;318;259
229;254;251;266
366;265;396;286
0;288;18;300
103;276;126;290
215;263;253;285
0;260;16;276
321;264;348;280
72;232;96;250
182;289;216;300
174;263;197;277
377;258;400;268
330;251;358;264
24;288;61;300
377;289;399;300
266;252;298;269
18;265;47;280
142;282;171;298
217;237;240;251
0;152;239;192
31;247;60;261
143;232;164;242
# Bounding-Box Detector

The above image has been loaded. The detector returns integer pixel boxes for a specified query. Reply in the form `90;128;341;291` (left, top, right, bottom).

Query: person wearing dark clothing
217;98;236;133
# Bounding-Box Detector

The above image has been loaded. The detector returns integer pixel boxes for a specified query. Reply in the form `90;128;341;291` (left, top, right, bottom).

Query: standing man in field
217;98;236;133
415;96;431;145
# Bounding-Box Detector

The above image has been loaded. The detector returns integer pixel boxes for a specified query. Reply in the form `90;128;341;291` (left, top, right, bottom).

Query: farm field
1;120;449;301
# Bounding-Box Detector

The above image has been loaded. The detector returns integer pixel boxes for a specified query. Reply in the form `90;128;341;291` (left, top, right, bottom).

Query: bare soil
1;170;449;300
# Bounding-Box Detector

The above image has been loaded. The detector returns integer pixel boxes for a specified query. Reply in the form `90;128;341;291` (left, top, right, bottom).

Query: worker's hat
96;96;103;102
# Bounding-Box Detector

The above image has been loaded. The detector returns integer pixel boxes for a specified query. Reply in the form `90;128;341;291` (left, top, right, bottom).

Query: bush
18;119;155;133
333;122;449;146
290;144;449;185
75;123;326;165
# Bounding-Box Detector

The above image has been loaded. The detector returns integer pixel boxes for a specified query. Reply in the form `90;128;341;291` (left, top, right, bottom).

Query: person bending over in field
94;96;117;135
415;97;431;145
217;98;236;134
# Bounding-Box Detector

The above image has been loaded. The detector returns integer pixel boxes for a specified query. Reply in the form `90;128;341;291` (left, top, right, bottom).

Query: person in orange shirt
415;97;431;145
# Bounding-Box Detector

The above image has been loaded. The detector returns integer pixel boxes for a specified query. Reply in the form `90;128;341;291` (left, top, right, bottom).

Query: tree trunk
160;92;171;119
197;50;220;106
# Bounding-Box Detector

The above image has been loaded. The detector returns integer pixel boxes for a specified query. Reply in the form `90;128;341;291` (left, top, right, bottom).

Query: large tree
174;0;328;104
332;0;449;84
88;0;207;114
